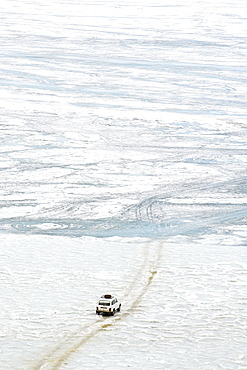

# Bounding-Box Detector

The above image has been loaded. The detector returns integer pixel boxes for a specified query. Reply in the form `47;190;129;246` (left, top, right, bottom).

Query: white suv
96;294;121;316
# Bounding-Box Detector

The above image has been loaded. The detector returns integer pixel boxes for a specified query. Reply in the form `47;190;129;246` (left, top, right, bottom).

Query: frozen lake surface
0;0;247;369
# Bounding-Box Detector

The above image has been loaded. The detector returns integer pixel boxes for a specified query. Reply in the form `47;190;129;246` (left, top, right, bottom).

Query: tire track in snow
24;205;247;370
31;177;247;369
133;176;247;223
32;241;163;370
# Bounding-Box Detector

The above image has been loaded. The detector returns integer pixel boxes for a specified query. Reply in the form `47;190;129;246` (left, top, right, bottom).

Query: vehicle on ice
96;294;121;316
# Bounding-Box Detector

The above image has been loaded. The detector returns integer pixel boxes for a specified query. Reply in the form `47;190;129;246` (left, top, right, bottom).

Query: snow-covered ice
0;0;247;369
1;234;247;369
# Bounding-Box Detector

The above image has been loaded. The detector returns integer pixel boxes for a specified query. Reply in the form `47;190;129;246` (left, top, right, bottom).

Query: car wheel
117;304;121;312
111;309;115;316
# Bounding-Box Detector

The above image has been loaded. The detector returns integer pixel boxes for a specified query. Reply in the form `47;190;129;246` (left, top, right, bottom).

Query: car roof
100;294;115;299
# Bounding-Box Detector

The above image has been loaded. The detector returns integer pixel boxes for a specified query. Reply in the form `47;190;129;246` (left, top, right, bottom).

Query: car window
99;301;110;306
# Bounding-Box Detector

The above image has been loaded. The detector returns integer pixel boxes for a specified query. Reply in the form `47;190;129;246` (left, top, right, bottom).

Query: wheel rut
32;241;163;370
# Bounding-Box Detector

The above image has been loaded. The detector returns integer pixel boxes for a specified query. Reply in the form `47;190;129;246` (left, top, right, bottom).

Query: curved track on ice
32;181;247;369
30;175;247;369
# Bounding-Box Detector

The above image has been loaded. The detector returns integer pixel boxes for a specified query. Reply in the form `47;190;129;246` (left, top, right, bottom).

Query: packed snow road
1;0;247;369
